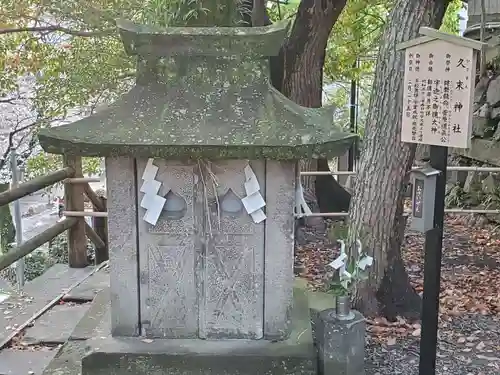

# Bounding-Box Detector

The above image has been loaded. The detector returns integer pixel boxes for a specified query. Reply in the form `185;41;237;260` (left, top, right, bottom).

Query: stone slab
81;288;316;375
0;289;10;303
42;292;111;375
294;277;335;343
0;348;59;375
264;160;295;340
0;276;12;294
0;264;94;345
22;303;91;345
23;264;95;304
306;289;335;334
63;270;110;302
41;341;88;375
70;288;110;340
93;309;111;338
0;289;36;344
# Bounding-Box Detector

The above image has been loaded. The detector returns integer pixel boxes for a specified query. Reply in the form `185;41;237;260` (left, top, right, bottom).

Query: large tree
0;0;390;208
347;0;455;319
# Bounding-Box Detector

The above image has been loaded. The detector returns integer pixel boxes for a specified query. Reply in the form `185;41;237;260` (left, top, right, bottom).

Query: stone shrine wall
105;157;296;340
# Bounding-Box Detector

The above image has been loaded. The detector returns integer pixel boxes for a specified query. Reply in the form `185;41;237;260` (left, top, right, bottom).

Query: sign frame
397;27;485;150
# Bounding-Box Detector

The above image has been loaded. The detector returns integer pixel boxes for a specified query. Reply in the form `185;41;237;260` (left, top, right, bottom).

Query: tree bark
272;0;348;199
347;0;451;319
246;0;352;208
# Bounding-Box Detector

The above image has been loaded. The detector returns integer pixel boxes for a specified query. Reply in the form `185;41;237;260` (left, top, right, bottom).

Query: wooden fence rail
0;218;77;271
0;167;74;207
0;155;108;273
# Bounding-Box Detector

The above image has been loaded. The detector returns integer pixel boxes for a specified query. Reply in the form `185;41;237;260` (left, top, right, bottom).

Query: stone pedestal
316;309;365;375
81;288;317;375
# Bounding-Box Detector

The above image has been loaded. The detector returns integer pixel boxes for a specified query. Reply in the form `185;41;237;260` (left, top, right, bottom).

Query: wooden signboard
398;27;484;149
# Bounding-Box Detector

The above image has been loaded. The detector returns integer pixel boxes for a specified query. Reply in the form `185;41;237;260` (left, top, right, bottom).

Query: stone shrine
38;19;356;375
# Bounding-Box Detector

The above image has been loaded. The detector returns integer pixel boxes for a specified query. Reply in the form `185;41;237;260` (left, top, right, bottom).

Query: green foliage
141;0;249;26
48;233;95;264
25;153;102;195
48;234;70;264
0;249;55;284
0;234;96;285
323;0;388;135
440;0;462;35
321;0;462;136
326;239;372;296
481;185;500;210
445;184;470;208
26;154;102;178
266;1;298;22
0;0;253;174
24;250;55;281
325;0;387;82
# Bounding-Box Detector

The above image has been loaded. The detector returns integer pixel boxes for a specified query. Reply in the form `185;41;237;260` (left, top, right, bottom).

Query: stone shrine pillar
38;19;357;375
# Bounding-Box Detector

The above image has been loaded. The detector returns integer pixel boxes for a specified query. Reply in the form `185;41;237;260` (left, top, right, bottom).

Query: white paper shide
328;240;374;291
241;165;267;223
295;183;312;218
140;159;166;225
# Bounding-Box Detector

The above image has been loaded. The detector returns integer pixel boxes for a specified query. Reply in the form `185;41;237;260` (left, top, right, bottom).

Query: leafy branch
0;97;26;104
0;24;114;37
0;118;50;172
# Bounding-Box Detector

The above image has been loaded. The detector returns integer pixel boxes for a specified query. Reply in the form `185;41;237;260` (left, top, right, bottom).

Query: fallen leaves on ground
296;214;500;374
295;214;500;343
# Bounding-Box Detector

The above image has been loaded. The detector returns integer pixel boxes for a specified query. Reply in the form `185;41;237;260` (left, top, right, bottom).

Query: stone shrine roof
38;21;356;160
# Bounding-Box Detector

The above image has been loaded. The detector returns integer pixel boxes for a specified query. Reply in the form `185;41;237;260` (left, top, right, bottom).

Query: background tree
347;0;458;319
0;0;389;212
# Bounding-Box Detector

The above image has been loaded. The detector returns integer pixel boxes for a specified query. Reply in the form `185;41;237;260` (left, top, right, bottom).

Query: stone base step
42;289;110;375
0;264;109;375
43;287;316;375
0;264;95;348
63;269;109;302
22;303;92;346
0;347;59;375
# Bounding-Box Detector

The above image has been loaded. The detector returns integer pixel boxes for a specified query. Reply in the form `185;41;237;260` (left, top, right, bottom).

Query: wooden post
93;196;108;264
64;155;88;268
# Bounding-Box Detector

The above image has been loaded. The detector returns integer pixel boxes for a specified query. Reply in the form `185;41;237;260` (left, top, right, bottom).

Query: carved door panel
136;159;198;338
199;160;265;339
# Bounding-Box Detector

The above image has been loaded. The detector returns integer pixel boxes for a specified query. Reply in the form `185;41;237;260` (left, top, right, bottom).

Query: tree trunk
272;0;348;204
347;0;451;319
0;183;16;254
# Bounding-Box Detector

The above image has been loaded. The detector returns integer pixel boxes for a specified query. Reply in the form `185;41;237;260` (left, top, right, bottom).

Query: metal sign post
397;27;485;375
10;148;25;289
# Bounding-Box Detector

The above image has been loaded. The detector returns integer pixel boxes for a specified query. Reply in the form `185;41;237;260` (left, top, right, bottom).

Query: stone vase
335;295;355;321
317;305;366;375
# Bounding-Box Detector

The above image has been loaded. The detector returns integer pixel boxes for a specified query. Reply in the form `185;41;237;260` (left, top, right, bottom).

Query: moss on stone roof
38;22;357;160
116;18;290;57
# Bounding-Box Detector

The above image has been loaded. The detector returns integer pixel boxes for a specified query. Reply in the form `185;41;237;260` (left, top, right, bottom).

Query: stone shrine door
201;160;265;339
136;159;265;339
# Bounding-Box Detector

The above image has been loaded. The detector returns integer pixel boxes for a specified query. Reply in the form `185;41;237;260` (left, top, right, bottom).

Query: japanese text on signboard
401;40;474;148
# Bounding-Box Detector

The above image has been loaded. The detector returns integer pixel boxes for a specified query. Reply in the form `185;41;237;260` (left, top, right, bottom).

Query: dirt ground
295;214;500;375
